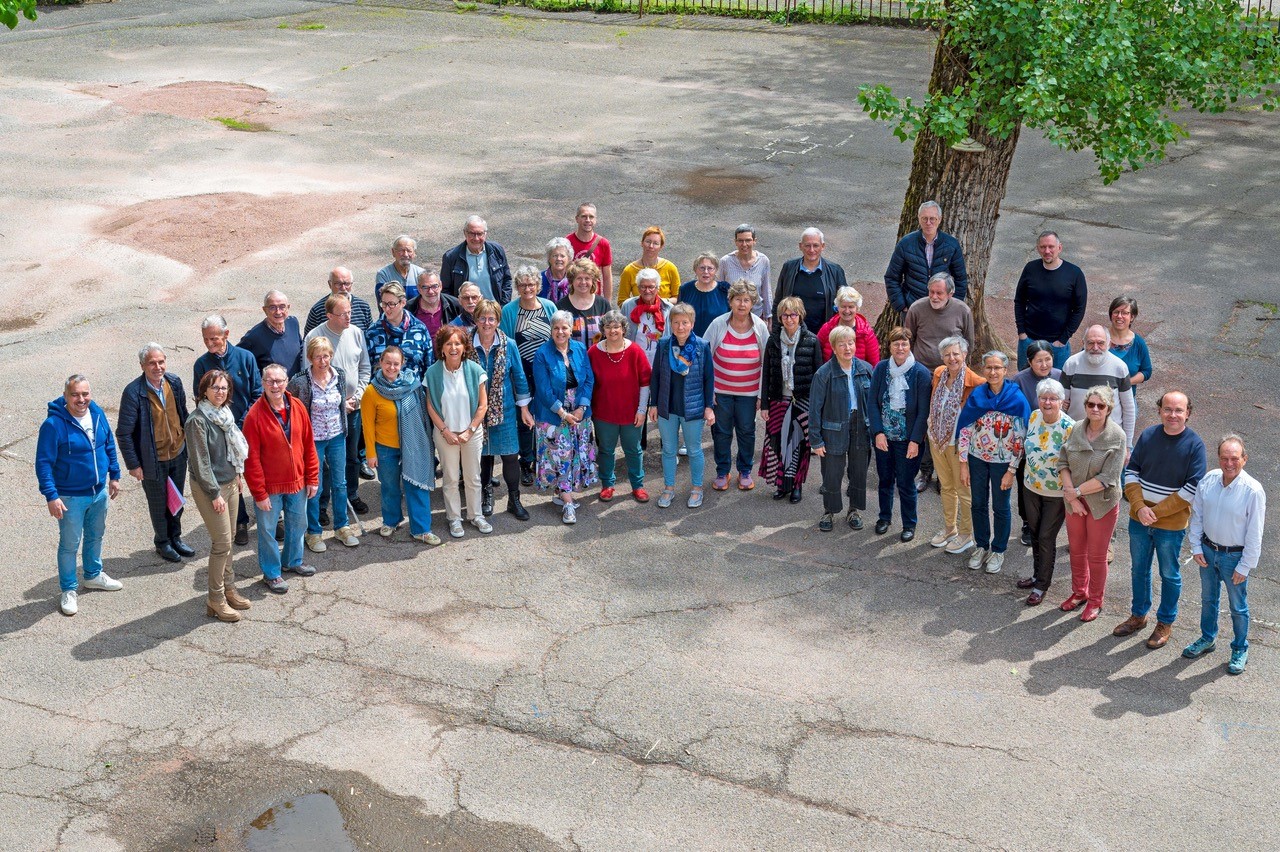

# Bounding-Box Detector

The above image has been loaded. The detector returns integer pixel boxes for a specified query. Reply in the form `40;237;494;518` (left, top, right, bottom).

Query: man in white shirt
1181;435;1265;674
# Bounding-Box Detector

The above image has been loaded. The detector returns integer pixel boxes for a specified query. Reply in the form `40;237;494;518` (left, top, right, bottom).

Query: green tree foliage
1;0;37;29
858;0;1280;183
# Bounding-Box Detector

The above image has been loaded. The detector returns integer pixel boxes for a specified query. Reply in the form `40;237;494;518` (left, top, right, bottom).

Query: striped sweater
1122;424;1207;530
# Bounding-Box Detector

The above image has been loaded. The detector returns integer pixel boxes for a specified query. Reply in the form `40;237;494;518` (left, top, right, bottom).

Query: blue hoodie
35;398;120;501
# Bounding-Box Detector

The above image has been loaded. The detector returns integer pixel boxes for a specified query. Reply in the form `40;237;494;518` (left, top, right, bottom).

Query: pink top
713;327;764;396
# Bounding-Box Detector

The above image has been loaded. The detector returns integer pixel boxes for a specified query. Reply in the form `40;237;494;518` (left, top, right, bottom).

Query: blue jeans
969;458;1012;553
254;488;307;580
1017;337;1070;371
712;393;757;478
56;489;109;592
875;439;921;528
595;420;644;489
308;435;349;534
1128;519;1186;623
1198;544;1249;651
376;444;433;535
657;415;705;488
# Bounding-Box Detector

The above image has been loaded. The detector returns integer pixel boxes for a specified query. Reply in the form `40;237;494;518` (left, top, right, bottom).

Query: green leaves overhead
0;0;37;30
859;0;1280;182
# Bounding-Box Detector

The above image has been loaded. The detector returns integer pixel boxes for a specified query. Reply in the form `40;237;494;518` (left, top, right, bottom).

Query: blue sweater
192;343;262;426
36;399;120;500
238;316;304;377
1110;334;1153;392
678;281;730;337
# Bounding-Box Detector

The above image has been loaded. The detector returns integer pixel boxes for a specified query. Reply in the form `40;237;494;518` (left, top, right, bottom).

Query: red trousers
1065;503;1119;606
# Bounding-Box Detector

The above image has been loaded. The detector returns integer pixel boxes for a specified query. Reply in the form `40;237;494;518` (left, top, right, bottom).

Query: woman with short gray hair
817;286;880;366
1015;378;1074;605
541;237;574;302
532;311;598;523
926;336;984;553
678;252;730;337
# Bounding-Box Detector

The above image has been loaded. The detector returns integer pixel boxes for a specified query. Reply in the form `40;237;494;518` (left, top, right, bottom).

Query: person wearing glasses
305;266;373;334
533;311;598;523
678;252;731;337
441;215;513;304
759;297;821;502
408;268;462;340
472;299;535;520
375;235;425;302
238;289;303;378
366;281;433;381
185;370;253;622
501;266;558;485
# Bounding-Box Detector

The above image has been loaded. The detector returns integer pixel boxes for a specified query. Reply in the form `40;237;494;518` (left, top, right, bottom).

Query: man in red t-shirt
566;203;613;302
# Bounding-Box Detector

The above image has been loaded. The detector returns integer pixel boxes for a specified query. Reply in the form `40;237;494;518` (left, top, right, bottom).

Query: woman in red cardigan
588;311;653;503
817;286;881;365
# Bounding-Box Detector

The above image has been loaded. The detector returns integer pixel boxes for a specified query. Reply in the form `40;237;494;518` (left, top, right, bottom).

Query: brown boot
224;585;252;611
1146;622;1173;649
1112;614;1148;637
206;595;241;623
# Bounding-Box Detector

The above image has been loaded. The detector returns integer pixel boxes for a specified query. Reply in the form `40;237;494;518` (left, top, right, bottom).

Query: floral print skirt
535;389;599;492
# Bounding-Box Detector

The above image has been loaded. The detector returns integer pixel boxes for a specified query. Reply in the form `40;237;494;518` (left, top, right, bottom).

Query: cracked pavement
2;1;1278;848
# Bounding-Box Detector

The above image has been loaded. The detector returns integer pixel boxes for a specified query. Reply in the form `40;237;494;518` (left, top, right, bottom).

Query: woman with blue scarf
360;345;441;546
956;350;1031;575
648;303;715;509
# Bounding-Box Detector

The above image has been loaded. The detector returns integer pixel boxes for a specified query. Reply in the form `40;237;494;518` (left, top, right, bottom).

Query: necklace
603;343;627;363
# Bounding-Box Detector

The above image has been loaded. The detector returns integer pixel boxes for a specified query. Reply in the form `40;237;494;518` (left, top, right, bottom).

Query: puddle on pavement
245;792;355;851
674;166;765;206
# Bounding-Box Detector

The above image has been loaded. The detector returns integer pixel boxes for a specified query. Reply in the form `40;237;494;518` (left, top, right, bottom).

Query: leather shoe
1026;590;1044;606
899;528;915;543
318;506;330;527
350;497;369;515
914;471;930;493
507;492;529;521
156;543;182;563
481;484;494;517
1079;604;1102;622
789;485;802;503
1113;614;1149;637
1060;592;1088;612
1146;622;1173;649
1016;577;1037;590
170;537;195;558
847;511;863;530
772;487;790;501
234;523;248;546
874;519;891;535
520;463;535;487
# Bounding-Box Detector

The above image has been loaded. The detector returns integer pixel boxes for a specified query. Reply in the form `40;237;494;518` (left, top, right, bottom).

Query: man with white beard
1061;325;1137;447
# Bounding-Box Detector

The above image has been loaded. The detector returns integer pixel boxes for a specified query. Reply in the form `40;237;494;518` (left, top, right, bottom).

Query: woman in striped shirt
705;280;770;491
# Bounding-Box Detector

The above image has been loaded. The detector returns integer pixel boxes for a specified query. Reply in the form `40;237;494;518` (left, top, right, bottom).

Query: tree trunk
873;33;1021;364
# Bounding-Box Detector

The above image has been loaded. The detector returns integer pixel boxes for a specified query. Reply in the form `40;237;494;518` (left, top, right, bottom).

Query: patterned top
309;372;345;442
879;384;908;442
712;327;764;396
366;312;433;381
1023;410;1074;497
928;368;967;447
514;307;552;364
958;411;1027;465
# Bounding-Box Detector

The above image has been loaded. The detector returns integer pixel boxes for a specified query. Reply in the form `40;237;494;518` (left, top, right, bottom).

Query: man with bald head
772;227;847;335
1061;325;1136;447
1013;230;1087;369
376;235;425;303
238;289;304;377
306;267;373;334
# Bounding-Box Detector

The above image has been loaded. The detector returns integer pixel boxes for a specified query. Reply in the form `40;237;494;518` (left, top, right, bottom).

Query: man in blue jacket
441;215;513;305
36;375;123;616
883;201;969;321
117;343;193;564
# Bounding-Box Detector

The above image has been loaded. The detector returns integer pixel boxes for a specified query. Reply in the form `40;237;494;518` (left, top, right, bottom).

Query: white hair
392;234;416;251
200;314;228;332
801;227;825;243
137;342;165;364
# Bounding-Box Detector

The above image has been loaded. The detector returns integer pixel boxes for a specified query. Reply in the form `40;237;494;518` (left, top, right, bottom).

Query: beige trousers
929;437;973;536
191;481;240;598
434;430;484;521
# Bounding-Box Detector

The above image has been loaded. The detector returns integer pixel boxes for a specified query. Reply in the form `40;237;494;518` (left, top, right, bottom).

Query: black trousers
1024;490;1067;591
141;451;186;545
820;414;871;515
480;454;521;493
518;358;536;466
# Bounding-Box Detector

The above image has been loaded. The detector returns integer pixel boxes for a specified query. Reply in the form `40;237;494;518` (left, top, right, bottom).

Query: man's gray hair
1038;230;1061;244
65;374;89;392
201;314;229;332
928;272;956;295
464;215;488;233
416;266;441;284
938;335;969;356
734;223;757;239
392;234;416;251
1218;433;1247;455
263;363;289;381
801;227;825;244
262;289;288;307
137;342;165;364
918;200;942;218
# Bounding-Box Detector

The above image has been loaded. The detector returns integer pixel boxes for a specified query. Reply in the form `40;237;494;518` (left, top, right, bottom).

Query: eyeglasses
476;316;498;324
780;312;800;319
329;311;351;319
209;386;229;393
266;304;289;312
1085;402;1108;410
380;300;402;309
264;378;287;386
465;230;487;238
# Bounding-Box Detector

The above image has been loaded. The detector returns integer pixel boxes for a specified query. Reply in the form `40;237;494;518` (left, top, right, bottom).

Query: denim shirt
532;340;594;423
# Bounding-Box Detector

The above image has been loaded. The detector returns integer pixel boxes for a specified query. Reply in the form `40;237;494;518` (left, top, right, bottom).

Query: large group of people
36;203;1264;676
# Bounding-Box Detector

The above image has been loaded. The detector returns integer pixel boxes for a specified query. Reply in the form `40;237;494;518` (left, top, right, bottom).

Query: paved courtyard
1;1;1278;848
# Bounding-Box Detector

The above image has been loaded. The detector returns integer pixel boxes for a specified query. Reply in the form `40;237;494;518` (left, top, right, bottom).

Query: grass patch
209;116;271;132
278;20;327;30
455;2;479;11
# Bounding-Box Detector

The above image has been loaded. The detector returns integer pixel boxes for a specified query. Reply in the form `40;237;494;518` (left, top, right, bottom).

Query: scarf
669;334;700;377
887;353;916;410
955;380;1031;440
198;399;248;473
371;370;435;490
542;269;570;302
779;327;800;396
630;299;665;335
474;333;507;427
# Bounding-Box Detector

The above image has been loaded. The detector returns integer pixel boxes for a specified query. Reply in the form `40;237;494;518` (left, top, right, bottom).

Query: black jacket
441;241;513;305
773;257;847;330
883;230;968;312
116;372;189;480
760;327;822;408
407;292;464;327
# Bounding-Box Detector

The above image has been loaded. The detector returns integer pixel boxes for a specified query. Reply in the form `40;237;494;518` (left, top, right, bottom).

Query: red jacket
242;393;319;502
817;312;881;366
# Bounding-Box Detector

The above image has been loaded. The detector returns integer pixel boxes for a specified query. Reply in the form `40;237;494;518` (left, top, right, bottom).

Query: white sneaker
984;551;1004;574
334;526;360;547
379;525;395;538
449;519;465;538
60;590;78;616
471;516;493;534
562;504;577;525
946;534;975;555
930;529;958;548
82;572;122;591
305;533;327;553
967;548;988;570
